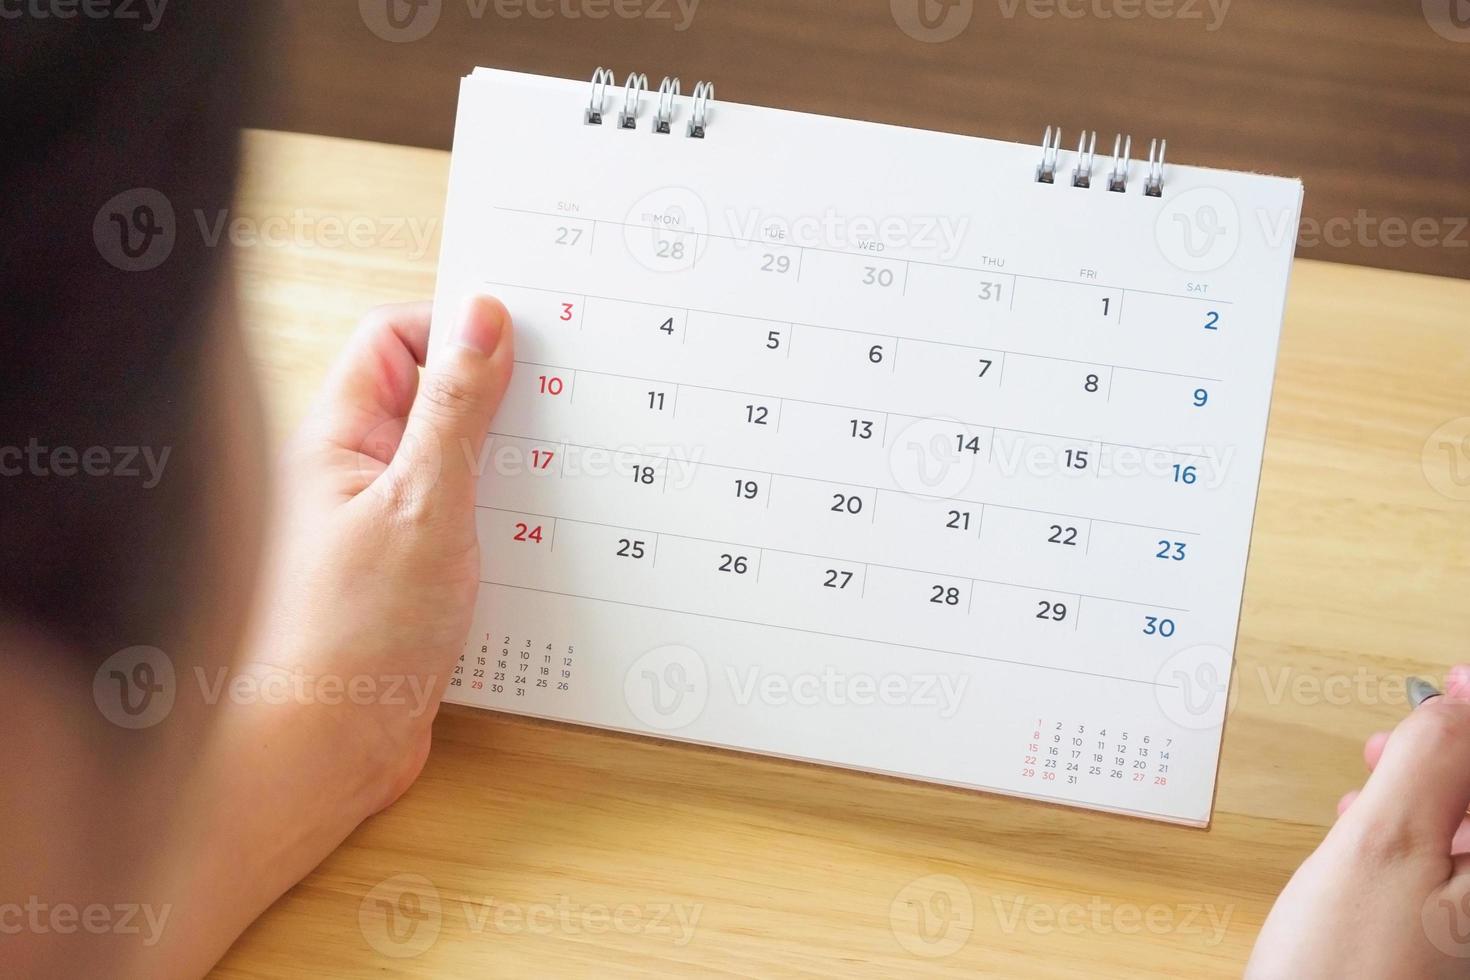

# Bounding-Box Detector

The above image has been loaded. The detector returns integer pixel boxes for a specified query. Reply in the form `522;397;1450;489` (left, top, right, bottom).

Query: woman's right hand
1247;665;1470;978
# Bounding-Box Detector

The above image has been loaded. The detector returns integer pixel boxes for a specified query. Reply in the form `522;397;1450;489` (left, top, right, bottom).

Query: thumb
389;294;513;508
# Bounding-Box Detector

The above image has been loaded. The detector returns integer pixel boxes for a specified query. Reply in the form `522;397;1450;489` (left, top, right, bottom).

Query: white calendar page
429;68;1302;826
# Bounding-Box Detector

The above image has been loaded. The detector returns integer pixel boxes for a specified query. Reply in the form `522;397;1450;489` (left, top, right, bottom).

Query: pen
1407;676;1442;708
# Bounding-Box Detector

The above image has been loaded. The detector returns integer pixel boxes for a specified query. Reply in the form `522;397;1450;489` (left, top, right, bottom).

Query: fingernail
452;295;506;356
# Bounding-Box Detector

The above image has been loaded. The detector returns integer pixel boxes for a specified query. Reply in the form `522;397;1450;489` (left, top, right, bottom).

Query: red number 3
560;302;574;322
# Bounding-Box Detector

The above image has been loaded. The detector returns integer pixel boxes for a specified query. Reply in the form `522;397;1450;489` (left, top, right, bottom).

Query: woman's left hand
244;295;513;811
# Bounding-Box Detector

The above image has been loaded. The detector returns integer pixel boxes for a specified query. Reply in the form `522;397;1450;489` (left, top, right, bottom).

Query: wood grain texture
214;128;1470;979
242;0;1470;280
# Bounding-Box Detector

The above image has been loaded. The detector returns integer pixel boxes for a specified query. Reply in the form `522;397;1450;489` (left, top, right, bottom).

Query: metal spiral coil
618;72;648;129
585;68;714;139
1035;129;1167;195
688;81;715;139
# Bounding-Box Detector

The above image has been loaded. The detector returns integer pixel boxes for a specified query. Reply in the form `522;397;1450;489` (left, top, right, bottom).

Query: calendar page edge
438;696;1213;828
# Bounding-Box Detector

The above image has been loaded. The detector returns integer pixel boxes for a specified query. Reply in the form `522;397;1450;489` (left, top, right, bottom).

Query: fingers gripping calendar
430;67;1302;826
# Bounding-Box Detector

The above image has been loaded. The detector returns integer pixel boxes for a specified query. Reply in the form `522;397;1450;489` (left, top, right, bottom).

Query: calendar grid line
907;335;1218;385
476;504;1190;613
478;578;1183;690
495;206;1236;306
487;279;1226;386
486;430;1202;537
513;357;1210;461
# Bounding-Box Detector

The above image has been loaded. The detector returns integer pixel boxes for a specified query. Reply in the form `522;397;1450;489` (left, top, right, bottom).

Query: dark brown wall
248;0;1470;279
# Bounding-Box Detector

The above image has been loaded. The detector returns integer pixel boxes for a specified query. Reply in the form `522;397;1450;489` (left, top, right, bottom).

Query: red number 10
538;375;565;395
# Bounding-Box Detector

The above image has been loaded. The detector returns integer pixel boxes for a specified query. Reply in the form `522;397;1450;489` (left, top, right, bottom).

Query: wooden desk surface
216;128;1470;979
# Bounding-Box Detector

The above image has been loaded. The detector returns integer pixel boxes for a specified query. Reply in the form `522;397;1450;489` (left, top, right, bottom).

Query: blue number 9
1192;388;1209;407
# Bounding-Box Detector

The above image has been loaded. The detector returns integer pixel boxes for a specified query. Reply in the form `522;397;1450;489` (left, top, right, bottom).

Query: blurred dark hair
0;8;260;657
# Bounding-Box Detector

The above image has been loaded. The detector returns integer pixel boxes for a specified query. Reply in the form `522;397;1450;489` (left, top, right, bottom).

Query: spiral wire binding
588;71;1165;175
585;68;715;137
1144;138;1166;197
688;81;714;139
1108;134;1132;192
619;72;648;129
1071;131;1097;188
1038;129;1165;194
654;76;681;134
585;66;614;125
1035;126;1062;184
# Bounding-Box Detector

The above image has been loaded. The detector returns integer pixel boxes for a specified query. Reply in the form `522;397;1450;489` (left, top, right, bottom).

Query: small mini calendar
430;67;1302;826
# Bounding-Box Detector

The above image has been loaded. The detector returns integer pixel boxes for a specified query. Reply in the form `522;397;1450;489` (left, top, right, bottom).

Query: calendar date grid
513;356;1213;465
485;429;1203;540
1021;718;1179;791
479;578;1185;692
487;278;1228;390
493;205;1237;310
480;502;1189;618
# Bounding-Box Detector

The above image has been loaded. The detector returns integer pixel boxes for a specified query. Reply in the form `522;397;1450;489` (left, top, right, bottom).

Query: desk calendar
429;67;1302;826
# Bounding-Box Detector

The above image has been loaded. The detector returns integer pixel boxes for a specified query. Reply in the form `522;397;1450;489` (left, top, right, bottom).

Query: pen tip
1407;676;1442;708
